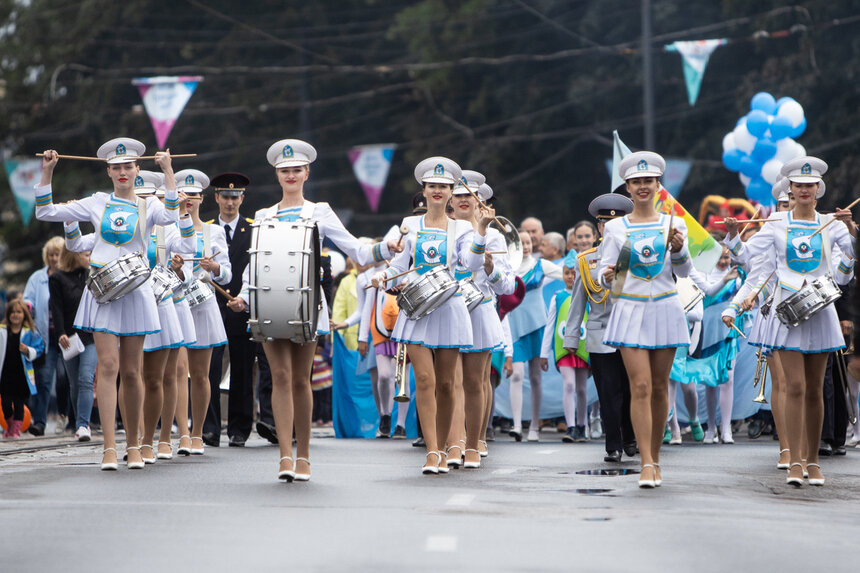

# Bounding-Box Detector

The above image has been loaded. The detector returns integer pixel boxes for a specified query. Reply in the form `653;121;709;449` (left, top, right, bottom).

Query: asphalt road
1;429;858;572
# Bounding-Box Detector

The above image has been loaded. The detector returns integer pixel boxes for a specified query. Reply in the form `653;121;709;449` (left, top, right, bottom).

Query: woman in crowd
23;236;64;435
50;235;96;441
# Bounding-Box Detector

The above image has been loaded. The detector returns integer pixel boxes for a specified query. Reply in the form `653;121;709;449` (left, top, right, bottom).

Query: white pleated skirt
762;293;844;354
462;300;504;353
392;295;473;349
172;296;198;347
603;296;690;349
187;296;227;349
144;297;184;352
747;307;775;348
74;283;161;337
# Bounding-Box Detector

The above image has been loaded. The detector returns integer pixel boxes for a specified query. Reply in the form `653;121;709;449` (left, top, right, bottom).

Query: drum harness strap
155;225;167;268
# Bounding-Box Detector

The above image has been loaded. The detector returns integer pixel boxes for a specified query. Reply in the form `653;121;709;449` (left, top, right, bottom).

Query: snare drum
458;277;484;313
148;265;183;303
775;275;842;327
248;219;321;343
676;277;704;314
86;252;151;304
396;265;459;319
185;279;214;307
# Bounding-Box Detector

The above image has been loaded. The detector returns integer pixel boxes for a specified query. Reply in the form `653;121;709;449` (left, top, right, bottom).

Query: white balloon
775;138;799;162
739;173;751;187
733;120;757;154
795;142;806;156
722;132;737;152
777;100;804;127
761;158;783;185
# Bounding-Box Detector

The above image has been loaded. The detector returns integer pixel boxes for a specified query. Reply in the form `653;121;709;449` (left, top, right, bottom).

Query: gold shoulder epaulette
578;247;598;259
245;217;254;224
204;219;215;225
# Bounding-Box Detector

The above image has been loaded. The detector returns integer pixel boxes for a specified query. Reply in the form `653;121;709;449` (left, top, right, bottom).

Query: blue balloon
751;92;777;115
751;138;777;162
746;177;773;204
746;110;769;138
769;116;793;140
722;149;744;172
790;116;807;138
739;155;762;178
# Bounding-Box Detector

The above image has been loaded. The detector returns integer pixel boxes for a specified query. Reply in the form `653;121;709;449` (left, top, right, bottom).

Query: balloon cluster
721;92;807;203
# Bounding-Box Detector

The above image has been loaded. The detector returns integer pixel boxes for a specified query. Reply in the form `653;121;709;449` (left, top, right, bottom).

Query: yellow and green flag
654;188;720;273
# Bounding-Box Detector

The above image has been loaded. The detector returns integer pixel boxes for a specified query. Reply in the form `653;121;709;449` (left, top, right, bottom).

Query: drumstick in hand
203;277;234;301
809;196;860;238
364;266;423;289
396;225;409;247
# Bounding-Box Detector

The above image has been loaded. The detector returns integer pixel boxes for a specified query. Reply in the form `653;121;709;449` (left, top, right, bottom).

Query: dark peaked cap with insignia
588;193;634;220
211;172;250;197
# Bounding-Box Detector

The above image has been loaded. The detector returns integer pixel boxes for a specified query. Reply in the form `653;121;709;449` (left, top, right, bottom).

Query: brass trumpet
752;347;769;404
393;342;409;403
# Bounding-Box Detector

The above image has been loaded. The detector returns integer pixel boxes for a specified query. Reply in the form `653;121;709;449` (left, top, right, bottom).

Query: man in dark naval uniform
203;173;277;447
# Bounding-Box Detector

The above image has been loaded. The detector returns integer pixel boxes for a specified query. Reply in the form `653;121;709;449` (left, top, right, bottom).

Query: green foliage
1;0;859;289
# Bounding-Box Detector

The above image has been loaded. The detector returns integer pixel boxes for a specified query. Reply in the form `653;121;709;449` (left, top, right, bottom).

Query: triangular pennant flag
132;76;203;148
665;39;726;106
661;159;693;198
348;144;396;212
3;158;42;225
608;130;633;192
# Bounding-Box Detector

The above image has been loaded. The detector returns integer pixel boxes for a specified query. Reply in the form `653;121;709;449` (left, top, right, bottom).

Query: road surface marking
425;535;458;552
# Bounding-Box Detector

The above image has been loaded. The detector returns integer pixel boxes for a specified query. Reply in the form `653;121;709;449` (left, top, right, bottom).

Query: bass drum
248;218;321;343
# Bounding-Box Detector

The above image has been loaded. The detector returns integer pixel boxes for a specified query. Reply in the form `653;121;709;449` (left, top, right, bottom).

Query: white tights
375;355;396;417
668;378;699;435
705;368;734;440
510;358;542;430
847;371;860;440
560;366;589;428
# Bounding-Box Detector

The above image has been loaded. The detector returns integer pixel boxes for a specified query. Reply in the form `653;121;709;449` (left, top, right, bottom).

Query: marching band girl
228;139;400;481
35;140;181;470
173;169;231;456
372;157;493;474
722;157;855;486
447;175;515;467
599;151;693;488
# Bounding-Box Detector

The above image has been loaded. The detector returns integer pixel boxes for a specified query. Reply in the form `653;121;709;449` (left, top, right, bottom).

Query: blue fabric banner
332;332;418;438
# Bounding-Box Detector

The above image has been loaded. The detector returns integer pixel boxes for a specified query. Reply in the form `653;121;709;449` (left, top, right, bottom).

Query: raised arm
318;204;392;266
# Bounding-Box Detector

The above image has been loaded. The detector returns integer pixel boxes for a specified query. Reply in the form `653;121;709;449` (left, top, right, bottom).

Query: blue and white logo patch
637;160;648;171
115;143;126;156
283;145;294;158
626;228;666;280
134;176;144;187
100;202;139;247
434;164;444;176
185;174;195;186
785;227;822;275
801;163;812;175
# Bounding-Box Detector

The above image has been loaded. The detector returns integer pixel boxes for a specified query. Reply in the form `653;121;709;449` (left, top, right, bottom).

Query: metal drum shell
676;276;704;314
86;252;151;304
775;275;841;327
458;277;484;313
185;279;214;308
148;265;183;303
248;219;321;344
396;265;459;319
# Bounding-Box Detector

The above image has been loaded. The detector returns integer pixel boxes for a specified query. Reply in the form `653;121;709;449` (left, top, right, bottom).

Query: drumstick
486;251;508;255
36;152;196;161
396;225;409;247
727;322;747;338
739;207;761;236
202;277;234;301
185;250;221;261
809;196;860;238
714;218;777;224
457;180;506;230
363;265;425;289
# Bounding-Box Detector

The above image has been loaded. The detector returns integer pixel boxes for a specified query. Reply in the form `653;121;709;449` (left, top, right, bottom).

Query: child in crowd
1;299;44;438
